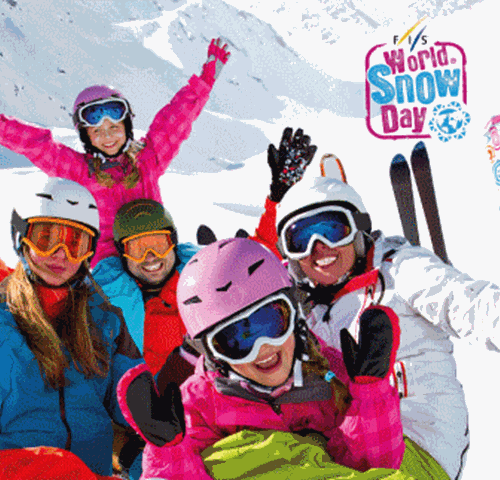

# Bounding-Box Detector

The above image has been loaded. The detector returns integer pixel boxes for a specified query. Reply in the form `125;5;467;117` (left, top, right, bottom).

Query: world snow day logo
365;17;470;142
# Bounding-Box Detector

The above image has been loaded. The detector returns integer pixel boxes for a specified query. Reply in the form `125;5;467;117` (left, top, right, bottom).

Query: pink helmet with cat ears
177;238;292;339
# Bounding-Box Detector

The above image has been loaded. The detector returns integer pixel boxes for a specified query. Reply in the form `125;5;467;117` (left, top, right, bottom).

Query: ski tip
391;154;407;165
413;141;426;151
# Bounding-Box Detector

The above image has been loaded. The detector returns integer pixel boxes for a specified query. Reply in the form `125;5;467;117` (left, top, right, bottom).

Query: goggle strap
353;212;371;233
11;209;29;247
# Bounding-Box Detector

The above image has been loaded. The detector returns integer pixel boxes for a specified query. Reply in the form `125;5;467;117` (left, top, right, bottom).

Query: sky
1;0;500;477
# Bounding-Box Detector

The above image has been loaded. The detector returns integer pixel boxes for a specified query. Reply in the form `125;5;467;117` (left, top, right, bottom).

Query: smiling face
86;118;126;156
298;240;356;286
229;334;296;387
28;246;82;286
126;249;176;286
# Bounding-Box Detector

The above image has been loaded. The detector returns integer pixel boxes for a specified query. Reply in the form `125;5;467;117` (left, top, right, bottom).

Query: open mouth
254;352;281;371
142;262;163;273
314;255;338;268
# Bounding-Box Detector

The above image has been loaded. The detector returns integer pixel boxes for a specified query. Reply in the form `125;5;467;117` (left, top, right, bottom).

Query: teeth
143;263;162;272
315;256;337;267
255;353;278;368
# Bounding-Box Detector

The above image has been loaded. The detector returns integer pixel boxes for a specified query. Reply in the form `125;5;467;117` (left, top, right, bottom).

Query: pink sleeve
0;114;88;179
323;347;405;471
143;75;212;177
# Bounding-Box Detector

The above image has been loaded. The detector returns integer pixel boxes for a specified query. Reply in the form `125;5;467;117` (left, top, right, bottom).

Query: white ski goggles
206;292;296;365
280;205;359;260
77;98;129;128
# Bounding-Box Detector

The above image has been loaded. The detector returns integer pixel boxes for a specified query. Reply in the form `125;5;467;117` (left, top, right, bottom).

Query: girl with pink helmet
117;237;406;479
0;39;230;266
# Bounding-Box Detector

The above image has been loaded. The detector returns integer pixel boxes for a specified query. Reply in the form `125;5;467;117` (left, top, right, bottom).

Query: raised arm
144;38;231;176
0;114;87;179
327;306;405;471
252;127;317;257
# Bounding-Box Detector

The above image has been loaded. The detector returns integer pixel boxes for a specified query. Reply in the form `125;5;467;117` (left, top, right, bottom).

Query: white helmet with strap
11;177;100;255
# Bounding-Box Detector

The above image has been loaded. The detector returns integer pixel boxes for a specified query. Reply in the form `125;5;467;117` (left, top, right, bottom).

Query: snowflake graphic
428;102;471;142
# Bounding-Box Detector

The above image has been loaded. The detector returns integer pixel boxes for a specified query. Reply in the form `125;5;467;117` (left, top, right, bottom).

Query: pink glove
200;38;231;86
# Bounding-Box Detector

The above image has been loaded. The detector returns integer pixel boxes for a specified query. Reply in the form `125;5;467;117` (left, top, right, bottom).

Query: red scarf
34;283;70;321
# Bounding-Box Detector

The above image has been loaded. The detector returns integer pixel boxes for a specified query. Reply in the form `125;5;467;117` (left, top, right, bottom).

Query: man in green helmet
93;199;199;383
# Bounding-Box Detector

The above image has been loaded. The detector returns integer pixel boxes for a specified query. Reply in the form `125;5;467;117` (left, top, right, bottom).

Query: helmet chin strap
94;138;132;162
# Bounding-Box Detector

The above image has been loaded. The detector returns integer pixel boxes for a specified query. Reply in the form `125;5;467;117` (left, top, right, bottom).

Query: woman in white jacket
271;171;500;480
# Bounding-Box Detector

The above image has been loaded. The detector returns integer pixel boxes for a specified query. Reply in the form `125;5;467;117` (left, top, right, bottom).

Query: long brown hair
92;140;143;189
302;335;352;415
5;262;110;389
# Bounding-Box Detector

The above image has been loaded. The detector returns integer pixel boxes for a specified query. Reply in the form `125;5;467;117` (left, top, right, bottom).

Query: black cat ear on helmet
196;225;249;246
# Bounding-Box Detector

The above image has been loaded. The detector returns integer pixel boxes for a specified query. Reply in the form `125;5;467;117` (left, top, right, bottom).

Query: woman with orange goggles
22;217;96;264
1;177;153;479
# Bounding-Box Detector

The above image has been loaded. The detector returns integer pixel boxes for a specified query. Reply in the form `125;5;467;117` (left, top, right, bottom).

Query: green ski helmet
113;199;177;249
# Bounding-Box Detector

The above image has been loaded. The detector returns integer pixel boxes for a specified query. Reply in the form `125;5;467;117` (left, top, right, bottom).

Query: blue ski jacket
92;242;199;354
0;282;144;476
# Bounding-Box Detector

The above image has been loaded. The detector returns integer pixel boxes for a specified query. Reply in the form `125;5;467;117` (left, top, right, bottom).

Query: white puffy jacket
306;232;500;479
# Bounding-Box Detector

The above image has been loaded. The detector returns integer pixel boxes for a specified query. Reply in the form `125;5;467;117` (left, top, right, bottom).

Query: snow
1;0;500;477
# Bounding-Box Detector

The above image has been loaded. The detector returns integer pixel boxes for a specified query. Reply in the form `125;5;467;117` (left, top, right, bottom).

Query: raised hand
268;127;317;203
340;306;400;383
201;38;231;86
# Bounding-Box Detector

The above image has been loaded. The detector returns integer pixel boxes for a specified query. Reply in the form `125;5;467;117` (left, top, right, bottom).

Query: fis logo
365;17;470;142
393;16;428;51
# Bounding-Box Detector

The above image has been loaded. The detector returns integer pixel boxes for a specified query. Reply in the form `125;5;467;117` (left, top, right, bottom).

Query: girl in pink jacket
0;39;230;266
118;238;405;479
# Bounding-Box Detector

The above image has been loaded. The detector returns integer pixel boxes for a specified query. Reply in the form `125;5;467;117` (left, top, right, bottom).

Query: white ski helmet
276;176;371;282
277;176;369;231
11;177;100;256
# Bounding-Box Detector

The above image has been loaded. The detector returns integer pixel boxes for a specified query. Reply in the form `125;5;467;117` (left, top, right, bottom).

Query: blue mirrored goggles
281;206;358;260
206;293;296;365
77;98;129;127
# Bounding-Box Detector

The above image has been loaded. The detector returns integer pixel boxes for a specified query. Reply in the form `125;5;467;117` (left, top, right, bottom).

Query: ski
410;141;451;265
390;154;421;247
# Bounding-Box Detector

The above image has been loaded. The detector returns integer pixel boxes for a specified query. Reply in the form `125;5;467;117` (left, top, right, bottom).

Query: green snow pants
202;430;449;480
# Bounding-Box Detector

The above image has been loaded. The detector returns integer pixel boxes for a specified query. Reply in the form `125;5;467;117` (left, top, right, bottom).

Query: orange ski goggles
23;217;96;263
122;230;175;263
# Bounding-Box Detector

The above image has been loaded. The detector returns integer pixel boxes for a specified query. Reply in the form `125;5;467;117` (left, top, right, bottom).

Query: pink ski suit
118;346;405;479
0;75;212;266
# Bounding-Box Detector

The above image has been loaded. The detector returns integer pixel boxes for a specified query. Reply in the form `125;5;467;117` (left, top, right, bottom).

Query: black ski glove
125;369;185;447
340;306;400;383
268;127;317;203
